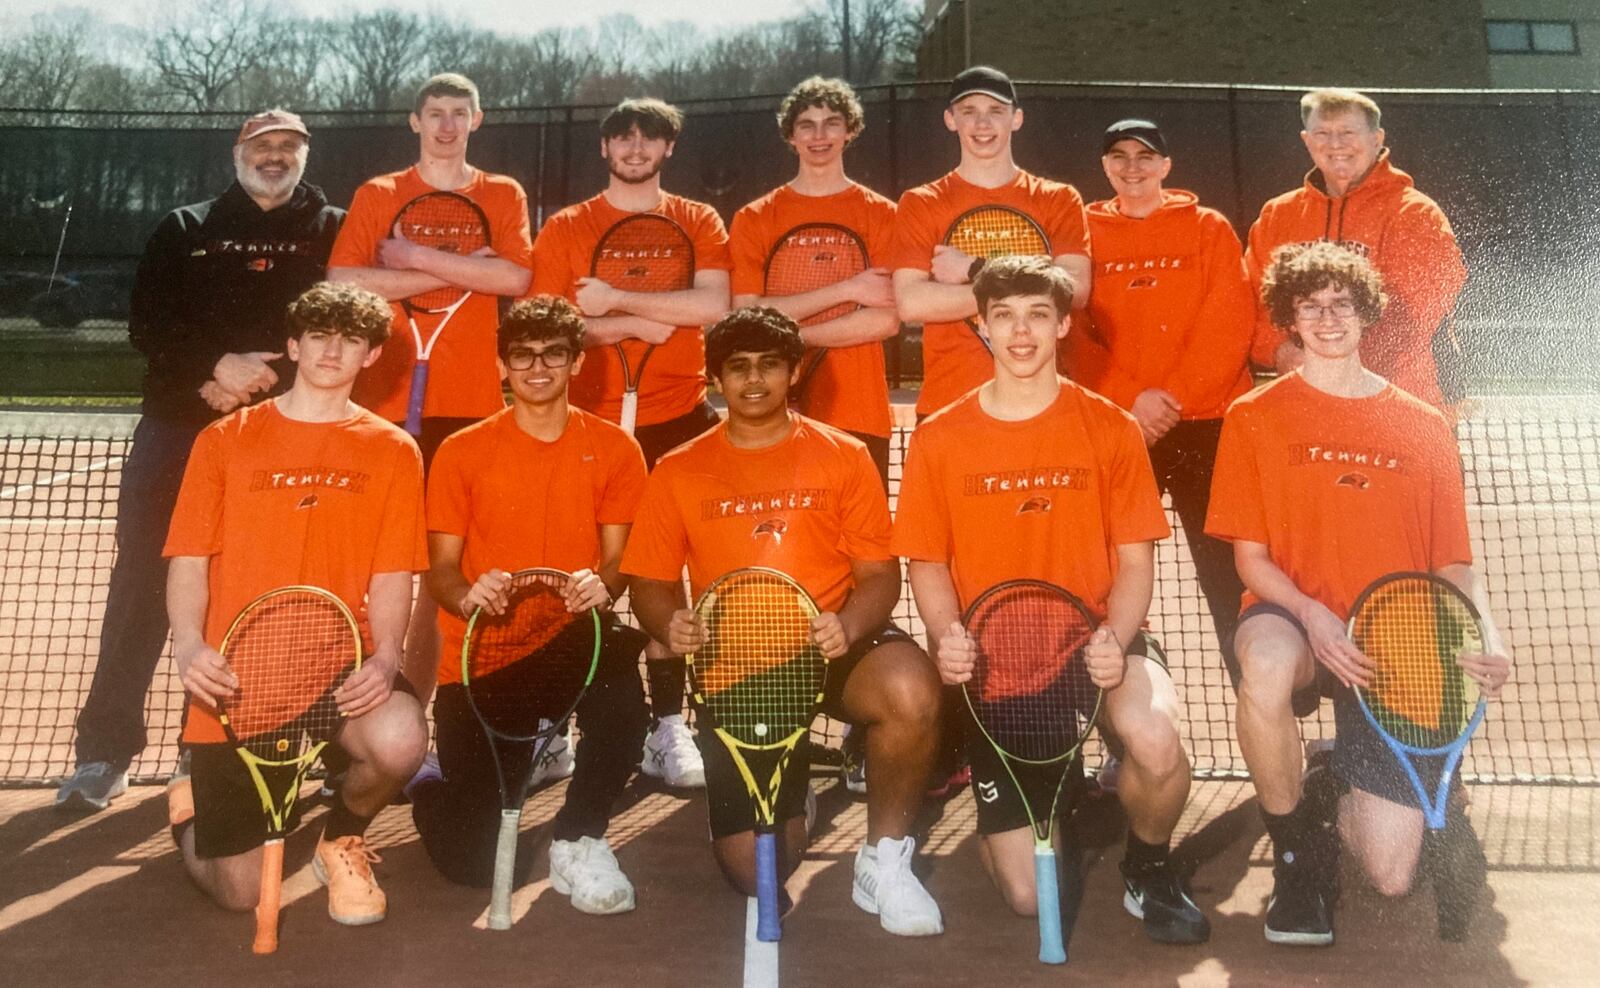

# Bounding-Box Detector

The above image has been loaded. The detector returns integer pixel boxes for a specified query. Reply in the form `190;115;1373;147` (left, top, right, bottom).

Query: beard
607;155;664;185
235;149;306;201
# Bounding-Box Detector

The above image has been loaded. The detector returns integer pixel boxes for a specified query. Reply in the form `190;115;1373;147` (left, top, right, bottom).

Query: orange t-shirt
531;193;731;427
891;382;1170;614
887;170;1091;417
329;166;533;422
1204;372;1471;618
164;401;427;743
1067;190;1254;421
729;183;896;438
426;407;648;685
620;415;890;612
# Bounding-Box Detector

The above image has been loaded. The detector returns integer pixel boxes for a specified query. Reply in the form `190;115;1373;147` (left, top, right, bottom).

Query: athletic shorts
1237;601;1339;717
636;401;721;470
967;631;1160;836
697;623;914;840
1331;690;1456;811
189;675;417;860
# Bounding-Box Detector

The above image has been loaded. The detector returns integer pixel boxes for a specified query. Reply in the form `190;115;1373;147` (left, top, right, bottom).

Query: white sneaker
851;836;944;936
530;720;577;787
549;836;636;915
640;715;706;788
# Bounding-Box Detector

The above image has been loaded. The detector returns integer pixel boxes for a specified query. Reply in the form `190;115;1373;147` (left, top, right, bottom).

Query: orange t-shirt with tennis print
1204;372;1471;619
891;382;1170;615
621;415;891;613
729;183;897;438
164;401;427;744
887;170;1091;417
426;406;648;686
330;167;533;423
531;193;731;428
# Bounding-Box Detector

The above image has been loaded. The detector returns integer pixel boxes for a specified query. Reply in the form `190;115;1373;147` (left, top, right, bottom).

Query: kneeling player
894;256;1210;945
166;282;429;925
1206;242;1510;946
625;307;944;936
408;297;651;914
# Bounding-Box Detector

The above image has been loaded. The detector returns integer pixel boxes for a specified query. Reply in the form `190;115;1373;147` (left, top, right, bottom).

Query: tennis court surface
1;396;1596;984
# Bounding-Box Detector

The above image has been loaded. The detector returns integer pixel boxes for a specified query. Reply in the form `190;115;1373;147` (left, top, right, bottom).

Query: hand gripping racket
392;190;492;436
461;568;603;930
1348;571;1489;939
961;579;1103;964
215;586;362;955
590;213;695;434
943;205;1051;351
687;567;828;944
762;223;869;404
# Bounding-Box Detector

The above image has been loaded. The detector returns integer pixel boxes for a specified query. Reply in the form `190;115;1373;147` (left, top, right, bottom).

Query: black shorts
189;675;418;860
697;623;914;840
635;401;721;470
1238;602;1338;717
1331;692;1456;811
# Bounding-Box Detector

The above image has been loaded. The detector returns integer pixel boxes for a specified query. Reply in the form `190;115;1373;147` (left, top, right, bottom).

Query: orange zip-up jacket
1066;189;1253;421
1244;151;1466;407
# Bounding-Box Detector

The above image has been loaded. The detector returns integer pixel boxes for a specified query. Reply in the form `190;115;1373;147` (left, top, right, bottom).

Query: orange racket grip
253;838;285;954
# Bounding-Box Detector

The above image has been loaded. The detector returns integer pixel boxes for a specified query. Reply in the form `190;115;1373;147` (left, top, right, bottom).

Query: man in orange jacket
1244;89;1467;409
1067;118;1253;688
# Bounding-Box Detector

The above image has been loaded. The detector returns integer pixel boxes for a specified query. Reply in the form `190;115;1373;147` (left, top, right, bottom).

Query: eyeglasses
1294;300;1358;322
505;345;574;370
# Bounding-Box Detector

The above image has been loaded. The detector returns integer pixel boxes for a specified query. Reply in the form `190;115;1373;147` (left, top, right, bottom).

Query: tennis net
1;398;1595;786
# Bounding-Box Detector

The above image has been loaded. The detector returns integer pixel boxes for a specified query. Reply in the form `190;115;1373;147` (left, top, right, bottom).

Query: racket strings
1353;578;1481;747
947;209;1050;260
394;195;489;310
765;226;868;327
465;576;586;734
593;217;695;294
222;591;359;750
967;586;1097;762
696;575;826;745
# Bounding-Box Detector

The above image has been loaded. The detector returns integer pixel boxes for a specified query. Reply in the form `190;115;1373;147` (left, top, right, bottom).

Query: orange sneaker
313;835;386;926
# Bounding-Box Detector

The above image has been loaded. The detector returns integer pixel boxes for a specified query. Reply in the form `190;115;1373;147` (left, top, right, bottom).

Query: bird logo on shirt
296;493;319;510
1335;472;1371;491
1017;496;1052;516
752;518;788;545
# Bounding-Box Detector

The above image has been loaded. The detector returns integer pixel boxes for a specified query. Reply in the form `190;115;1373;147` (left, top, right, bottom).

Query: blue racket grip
755;831;781;942
1036;845;1066;964
404;362;429;437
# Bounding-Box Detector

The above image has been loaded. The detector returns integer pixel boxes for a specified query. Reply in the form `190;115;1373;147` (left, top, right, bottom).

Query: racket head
763;223;869;327
1349;572;1485;749
688;567;828;747
943;205;1050;262
216;586;362;759
393;191;491;311
461;568;602;743
961;579;1103;763
590;213;696;293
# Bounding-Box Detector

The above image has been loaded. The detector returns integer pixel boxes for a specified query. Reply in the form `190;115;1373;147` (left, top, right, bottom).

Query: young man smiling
894;256;1210;946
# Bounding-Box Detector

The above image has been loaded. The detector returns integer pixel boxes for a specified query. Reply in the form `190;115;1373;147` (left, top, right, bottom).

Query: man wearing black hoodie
55;109;346;812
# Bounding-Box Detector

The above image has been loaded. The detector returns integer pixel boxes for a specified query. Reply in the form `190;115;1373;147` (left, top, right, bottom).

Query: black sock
648;657;686;719
1262;805;1304;863
1123;833;1171;875
323;796;375;842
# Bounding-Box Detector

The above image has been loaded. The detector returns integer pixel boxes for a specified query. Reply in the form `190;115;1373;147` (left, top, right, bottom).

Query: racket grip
619;391;639;435
252;838;285;954
404;362;429;437
488;809;520;931
754;831;781;942
1035;845;1067;964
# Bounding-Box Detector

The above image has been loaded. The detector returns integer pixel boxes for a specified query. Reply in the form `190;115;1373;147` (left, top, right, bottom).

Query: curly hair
972;255;1074;316
284;281;392;346
601;97;683;142
1261;241;1387;332
497;295;586;356
704;306;805;378
777;76;865;142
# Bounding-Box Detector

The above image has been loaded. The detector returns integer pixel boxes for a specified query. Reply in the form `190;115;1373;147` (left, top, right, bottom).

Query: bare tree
525;27;598;106
328;10;428;112
814;0;921;83
4;13;96;112
645;22;703;99
148;0;277;111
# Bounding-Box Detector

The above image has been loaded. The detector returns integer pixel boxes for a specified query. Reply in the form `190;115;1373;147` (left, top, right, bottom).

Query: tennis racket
762;223;869;403
961;579;1103;965
392;191;492;436
591;213;695;434
461;568;603;931
687;567;828;943
943;205;1051;350
215;585;362;955
1348;571;1489;938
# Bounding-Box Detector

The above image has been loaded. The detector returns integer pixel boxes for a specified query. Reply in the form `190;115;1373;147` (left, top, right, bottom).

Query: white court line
744;896;779;988
0;454;125;501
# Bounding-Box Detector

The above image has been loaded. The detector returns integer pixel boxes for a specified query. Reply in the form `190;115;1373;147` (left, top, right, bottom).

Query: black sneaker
1122;864;1211;944
1265;850;1334;946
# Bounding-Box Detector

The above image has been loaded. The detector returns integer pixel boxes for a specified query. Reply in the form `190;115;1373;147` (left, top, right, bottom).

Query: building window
1486;20;1579;55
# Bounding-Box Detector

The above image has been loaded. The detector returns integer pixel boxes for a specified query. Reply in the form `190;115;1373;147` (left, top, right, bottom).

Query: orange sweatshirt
1067;189;1253;421
1244;151;1466;407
